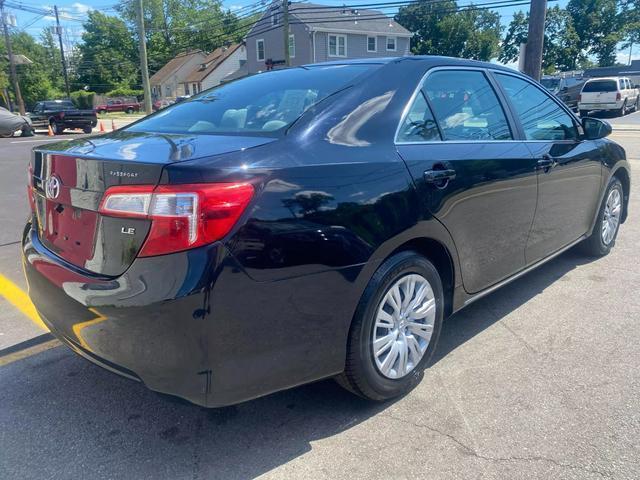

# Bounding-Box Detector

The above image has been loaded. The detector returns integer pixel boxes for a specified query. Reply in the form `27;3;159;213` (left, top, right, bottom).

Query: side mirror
582;117;612;140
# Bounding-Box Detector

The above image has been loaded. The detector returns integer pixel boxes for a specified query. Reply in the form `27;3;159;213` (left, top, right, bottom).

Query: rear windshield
541;78;559;90
128;65;378;136
582;80;618;92
45;101;75;110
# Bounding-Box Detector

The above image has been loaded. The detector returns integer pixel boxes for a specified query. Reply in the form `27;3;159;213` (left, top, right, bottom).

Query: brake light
578;94;581;102
616;92;621;101
100;183;254;256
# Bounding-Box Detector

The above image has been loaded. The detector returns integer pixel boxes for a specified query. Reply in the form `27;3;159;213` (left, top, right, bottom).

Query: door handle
424;168;456;185
536;155;557;171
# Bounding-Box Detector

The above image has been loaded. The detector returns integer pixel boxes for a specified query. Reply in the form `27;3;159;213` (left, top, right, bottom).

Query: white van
578;77;639;117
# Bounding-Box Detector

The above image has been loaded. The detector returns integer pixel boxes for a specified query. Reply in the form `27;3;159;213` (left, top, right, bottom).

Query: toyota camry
23;57;630;407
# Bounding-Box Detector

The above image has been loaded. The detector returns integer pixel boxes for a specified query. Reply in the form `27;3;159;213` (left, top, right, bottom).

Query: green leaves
395;0;502;61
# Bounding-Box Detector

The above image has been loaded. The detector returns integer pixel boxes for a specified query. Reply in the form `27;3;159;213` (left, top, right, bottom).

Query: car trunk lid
29;131;275;276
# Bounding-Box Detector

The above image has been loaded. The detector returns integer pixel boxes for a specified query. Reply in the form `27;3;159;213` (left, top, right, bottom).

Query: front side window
423;70;512;141
367;36;377;52
397;91;441;143
127;65;377;136
386;36;397;51
496;73;578;141
256;39;265;61
288;34;295;58
328;34;346;57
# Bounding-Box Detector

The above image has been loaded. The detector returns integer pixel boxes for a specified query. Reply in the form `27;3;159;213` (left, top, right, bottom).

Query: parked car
579;77;640;117
152;99;174;111
0;106;33;137
24;57;629;408
95;99;141;114
29;100;97;135
541;75;585;111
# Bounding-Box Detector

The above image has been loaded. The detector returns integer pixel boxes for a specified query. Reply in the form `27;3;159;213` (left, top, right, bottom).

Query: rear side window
396;91;441;142
128;65;378;136
496;73;578;141
422;70;512;141
582;80;618;92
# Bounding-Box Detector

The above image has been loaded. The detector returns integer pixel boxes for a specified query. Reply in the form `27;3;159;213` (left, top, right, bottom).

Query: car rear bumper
578;101;622;111
22;221;360;407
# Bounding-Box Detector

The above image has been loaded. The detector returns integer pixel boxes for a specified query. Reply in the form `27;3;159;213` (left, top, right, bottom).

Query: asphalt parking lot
1;114;639;479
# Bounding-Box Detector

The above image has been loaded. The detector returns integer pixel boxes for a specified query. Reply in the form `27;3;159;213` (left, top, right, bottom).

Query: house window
256;39;265;61
328;34;347;57
386;36;397;52
288;34;295;58
185;83;190;95
193;83;198;94
271;9;279;26
367;36;377;52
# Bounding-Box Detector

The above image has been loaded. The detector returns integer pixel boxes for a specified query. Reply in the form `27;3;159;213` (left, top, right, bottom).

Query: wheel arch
612;166;630;223
385;237;456;318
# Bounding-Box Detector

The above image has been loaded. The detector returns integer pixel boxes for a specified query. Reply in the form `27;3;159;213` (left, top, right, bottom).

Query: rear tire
126;107;134;114
83;126;92;134
51;121;63;135
336;251;444;401
581;177;623;257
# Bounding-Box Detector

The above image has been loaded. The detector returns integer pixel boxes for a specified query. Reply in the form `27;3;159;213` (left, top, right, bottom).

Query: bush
105;87;143;99
70;90;96;109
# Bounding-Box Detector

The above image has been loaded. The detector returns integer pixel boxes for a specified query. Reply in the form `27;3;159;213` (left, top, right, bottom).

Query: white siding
201;46;248;90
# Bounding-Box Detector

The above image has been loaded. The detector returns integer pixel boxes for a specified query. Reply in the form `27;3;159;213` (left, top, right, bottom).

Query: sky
6;0;638;65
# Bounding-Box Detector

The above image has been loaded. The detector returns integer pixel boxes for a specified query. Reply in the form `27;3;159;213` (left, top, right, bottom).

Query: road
1;114;639;479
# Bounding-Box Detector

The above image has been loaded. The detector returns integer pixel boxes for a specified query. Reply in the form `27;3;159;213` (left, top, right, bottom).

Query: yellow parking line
72;308;107;350
0;338;60;367
0;273;48;331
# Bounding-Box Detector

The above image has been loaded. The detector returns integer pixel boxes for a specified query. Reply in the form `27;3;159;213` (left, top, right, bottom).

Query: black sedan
23;57;629;407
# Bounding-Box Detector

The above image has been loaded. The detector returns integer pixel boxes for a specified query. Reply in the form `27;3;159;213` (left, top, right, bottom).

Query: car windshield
583;80;618;92
128;64;379;136
541;78;560;90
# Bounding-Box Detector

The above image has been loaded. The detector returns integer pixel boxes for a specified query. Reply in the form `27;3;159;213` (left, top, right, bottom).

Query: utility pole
134;0;152;114
282;0;290;67
0;1;25;113
53;6;70;98
523;0;547;81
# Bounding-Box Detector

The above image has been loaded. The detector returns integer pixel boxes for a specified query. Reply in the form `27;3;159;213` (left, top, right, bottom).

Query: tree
395;0;502;60
500;6;581;72
76;11;139;93
0;30;64;108
621;0;640;62
567;0;622;67
116;0;253;74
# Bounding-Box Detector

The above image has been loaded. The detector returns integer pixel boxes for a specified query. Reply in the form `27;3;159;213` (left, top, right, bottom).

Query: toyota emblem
45;176;61;200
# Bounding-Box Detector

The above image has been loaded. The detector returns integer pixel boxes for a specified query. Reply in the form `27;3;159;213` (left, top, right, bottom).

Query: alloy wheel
372;274;436;379
602;186;622;245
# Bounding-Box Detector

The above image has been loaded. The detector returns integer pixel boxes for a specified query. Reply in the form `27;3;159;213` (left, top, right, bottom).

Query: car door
493;72;603;264
396;68;539;294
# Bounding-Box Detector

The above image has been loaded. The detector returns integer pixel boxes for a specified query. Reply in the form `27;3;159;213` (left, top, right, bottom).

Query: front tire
616;100;627;117
336;251;443;401
126;107;134;114
581;177;623;257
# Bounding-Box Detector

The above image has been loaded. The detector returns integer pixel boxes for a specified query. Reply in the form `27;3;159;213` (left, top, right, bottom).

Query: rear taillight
578;94;582;102
616;92;621;101
99;182;254;257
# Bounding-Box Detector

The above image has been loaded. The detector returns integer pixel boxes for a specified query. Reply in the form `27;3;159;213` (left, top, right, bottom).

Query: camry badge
45;176;61;200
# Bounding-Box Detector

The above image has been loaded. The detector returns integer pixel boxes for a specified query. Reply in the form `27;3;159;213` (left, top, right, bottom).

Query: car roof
303;55;520;75
584;77;625;82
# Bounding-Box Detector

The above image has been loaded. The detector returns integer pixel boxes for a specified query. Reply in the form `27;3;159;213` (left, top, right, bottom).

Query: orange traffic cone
99;121;105;133
47;124;54;136
111;119;116;131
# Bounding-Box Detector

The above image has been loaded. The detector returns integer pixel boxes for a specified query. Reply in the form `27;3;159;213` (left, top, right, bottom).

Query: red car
95;99;140;114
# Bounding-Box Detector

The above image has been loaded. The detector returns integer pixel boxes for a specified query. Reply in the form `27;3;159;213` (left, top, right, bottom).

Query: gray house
245;2;412;74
